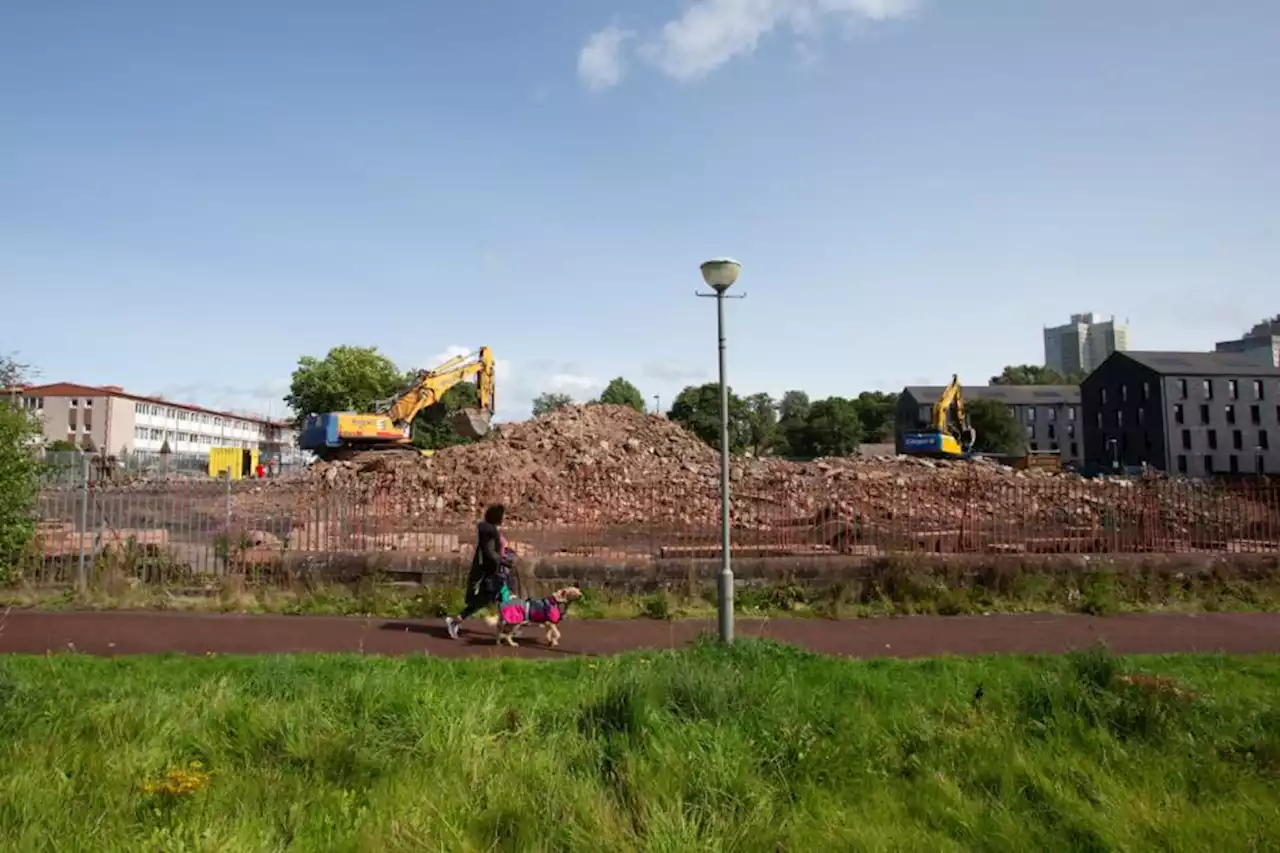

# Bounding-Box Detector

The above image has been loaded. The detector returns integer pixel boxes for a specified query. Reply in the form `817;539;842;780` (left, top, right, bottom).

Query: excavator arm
932;374;976;452
380;346;496;439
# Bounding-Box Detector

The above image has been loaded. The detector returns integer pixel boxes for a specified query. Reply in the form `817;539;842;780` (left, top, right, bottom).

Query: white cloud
577;25;633;92
581;0;918;88
548;373;600;393
642;360;708;383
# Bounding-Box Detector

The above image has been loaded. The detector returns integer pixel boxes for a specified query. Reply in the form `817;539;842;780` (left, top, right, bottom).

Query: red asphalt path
0;610;1278;659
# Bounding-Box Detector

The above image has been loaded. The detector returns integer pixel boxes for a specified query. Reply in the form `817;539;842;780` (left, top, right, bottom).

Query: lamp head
700;258;741;293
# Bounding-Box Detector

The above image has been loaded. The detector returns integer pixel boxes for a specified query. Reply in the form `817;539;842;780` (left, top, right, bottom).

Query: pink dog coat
499;596;563;625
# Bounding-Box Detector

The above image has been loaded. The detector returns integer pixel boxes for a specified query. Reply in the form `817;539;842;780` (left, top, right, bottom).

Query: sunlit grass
0;643;1277;851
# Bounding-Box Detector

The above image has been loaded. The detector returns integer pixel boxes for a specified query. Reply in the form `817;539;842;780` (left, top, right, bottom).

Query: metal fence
19;469;1280;586
37;450;310;487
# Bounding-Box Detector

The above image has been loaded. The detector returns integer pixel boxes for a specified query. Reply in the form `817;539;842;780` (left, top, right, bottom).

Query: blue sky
3;0;1277;421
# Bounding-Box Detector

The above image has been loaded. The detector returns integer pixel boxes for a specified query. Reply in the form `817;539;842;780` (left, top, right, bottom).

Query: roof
17;382;292;427
903;385;1080;405
1112;351;1280;377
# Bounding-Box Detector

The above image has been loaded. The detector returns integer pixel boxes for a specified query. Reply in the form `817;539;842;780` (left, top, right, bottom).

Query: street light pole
697;258;744;643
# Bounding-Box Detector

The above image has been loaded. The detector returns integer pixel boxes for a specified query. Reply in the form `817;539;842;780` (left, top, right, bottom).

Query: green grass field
1;643;1277;852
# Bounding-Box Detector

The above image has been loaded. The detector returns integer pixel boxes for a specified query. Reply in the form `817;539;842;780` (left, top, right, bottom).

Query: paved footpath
1;610;1278;659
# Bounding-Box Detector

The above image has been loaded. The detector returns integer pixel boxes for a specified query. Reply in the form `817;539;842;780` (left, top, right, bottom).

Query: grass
5;557;1280;622
0;643;1277;851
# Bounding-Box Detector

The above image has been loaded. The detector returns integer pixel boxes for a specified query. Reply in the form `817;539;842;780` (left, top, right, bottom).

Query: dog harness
499;595;567;625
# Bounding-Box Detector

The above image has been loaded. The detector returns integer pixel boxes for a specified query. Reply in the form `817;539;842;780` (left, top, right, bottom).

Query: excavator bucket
450;408;493;439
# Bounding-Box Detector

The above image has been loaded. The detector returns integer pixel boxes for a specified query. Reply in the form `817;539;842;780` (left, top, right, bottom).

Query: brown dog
485;586;582;647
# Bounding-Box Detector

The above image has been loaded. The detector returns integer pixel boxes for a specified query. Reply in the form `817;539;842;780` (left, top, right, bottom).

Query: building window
1121;385;1128;402
1048;424;1056;440
1026;408;1036;423
1137;408;1145;426
1200;404;1210;424
1259;455;1267;475
1050;442;1060;451
1066;423;1076;439
1229;455;1239;474
66;432;76;445
1142;381;1150;400
68;409;77;429
1255;380;1265;399
70;398;79;407
1251;405;1261;425
1030;441;1039;451
1047;407;1057;422
1096;412;1103;428
1174;404;1184;424
1117;410;1124;428
1068;407;1076;421
84;398;92;407
1100;388;1107;405
1178;379;1188;399
1177;455;1188;474
1233;430;1243;450
1025;425;1035;439
1208;430;1218;450
1070;442;1078;458
1229;379;1239;399
1182;429;1192;450
1204;379;1213;399
1260;429;1270;450
1226;404;1236;424
1205;455;1214;474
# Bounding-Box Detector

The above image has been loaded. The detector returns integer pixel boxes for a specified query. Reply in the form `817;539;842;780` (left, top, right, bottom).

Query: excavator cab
902;374;977;460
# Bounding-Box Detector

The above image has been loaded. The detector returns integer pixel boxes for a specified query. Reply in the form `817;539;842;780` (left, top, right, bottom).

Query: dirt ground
1;610;1277;659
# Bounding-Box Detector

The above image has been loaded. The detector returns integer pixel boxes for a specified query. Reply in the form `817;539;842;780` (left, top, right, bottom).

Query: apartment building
1215;315;1280;369
14;382;302;462
1043;312;1131;376
1081;351;1280;476
896;385;1083;463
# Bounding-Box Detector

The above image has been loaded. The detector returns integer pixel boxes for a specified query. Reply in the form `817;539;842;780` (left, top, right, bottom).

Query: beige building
13;382;301;462
1215;316;1280;369
1043;313;1131;377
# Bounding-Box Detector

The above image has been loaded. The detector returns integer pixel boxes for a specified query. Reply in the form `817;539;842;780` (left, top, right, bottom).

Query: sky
2;0;1277;422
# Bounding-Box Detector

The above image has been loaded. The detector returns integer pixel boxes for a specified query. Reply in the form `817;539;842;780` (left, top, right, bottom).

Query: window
1096;412;1103;428
66;432;76;444
1142;381;1150;400
1208;430;1218;450
1100;388;1108;405
70;398;79;407
1259;455;1267;475
1070;442;1078;458
1255;380;1265;399
1233;430;1243;450
1181;429;1192;450
1178;379;1188;399
1025;425;1035;439
1204;379;1213;399
1047;407;1057;422
1050;442;1060;451
1048;424;1056;440
68;409;77;429
1251;405;1261;425
1137;408;1145;426
1205;455;1214;474
1229;379;1239;400
1117;410;1125;427
84;398;92;407
1068;407;1076;421
1229;455;1239;474
1026;408;1036;423
1174;404;1184;424
1067;423;1076;439
1226;404;1236;424
1030;441;1039;451
1177;455;1188;474
1260;430;1270;450
1200;404;1210;424
1121;385;1128;402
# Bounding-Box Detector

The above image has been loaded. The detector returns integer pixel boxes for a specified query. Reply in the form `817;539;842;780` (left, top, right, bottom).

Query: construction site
26;403;1280;590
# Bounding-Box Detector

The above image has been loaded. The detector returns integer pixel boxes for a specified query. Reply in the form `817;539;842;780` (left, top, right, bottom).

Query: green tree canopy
850;391;898;443
668;383;748;453
967;397;1025;455
990;364;1084;386
285;346;403;426
532;392;574;417
778;390;811;423
0;354;42;579
787;397;862;459
597;377;646;412
741;393;780;457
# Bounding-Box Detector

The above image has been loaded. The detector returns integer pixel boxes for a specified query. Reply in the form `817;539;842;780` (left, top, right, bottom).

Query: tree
967;397;1025;455
777;390;811;457
597;377;646;412
850;391;898;443
532;392;574;417
284;345;404;426
46;439;78;452
741;393;780;457
990;364;1083;386
0;355;42;581
778;390;810;423
787;397;862;459
668;383;748;453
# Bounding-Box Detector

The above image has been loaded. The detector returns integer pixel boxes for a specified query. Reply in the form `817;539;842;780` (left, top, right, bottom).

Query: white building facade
1044;313;1131;377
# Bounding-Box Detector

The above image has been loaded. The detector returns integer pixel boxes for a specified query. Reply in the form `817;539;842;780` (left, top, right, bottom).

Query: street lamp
697;257;744;643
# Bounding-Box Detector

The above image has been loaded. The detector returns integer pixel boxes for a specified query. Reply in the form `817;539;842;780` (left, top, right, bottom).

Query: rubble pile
277;405;1274;535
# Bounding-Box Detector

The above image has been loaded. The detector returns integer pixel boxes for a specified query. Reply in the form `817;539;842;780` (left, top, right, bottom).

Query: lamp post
697;257;744;643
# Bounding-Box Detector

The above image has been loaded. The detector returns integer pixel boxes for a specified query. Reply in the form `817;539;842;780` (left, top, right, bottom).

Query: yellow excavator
299;347;496;461
902;374;977;459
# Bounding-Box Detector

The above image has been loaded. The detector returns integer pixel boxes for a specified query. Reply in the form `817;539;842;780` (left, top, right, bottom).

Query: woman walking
446;504;509;639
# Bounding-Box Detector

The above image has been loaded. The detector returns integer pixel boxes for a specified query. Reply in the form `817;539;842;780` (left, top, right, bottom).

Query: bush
0;398;42;583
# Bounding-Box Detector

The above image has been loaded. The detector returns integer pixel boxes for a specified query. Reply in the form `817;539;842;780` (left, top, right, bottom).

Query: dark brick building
1081;351;1280;476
